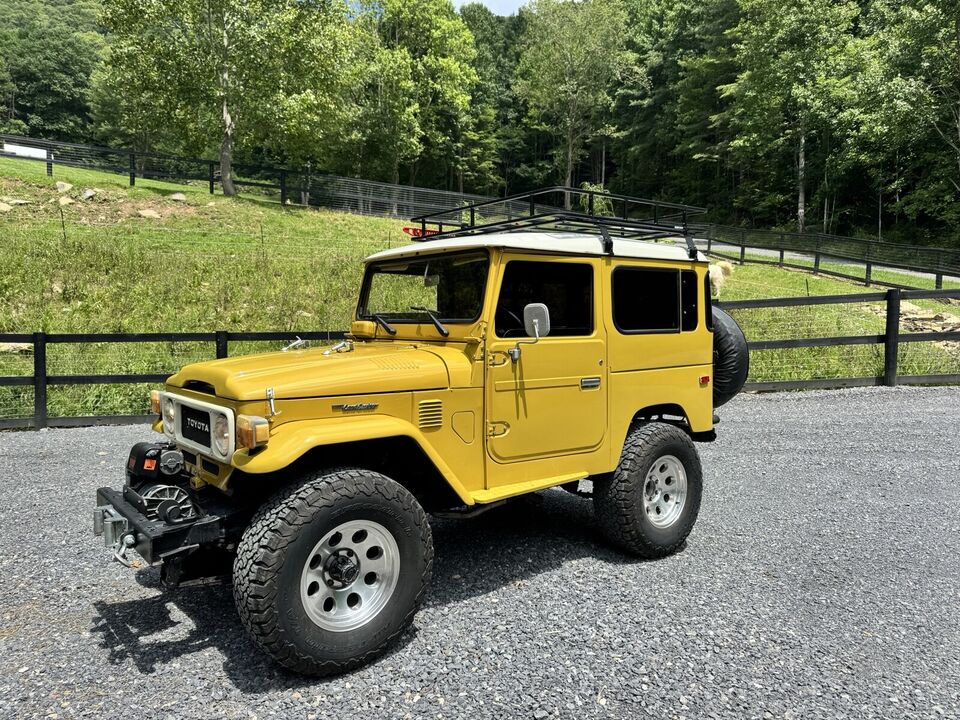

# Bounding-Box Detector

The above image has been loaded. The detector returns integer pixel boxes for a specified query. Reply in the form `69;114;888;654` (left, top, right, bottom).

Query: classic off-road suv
93;188;748;676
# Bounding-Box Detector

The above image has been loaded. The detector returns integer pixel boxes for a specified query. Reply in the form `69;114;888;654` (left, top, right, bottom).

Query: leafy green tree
461;4;530;193
364;0;481;191
101;0;356;195
720;0;860;230
0;0;103;140
515;0;634;203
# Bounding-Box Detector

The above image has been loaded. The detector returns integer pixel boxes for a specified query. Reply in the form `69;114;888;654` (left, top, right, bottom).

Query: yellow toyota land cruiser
93;188;748;676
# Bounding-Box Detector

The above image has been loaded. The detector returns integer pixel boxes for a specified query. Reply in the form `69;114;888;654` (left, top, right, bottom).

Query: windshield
359;251;489;325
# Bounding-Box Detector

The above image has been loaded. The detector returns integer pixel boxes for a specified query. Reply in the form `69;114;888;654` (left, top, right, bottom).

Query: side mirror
523;303;551;338
508;303;551;363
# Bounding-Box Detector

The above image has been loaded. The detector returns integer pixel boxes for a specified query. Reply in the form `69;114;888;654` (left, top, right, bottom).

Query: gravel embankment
0;386;958;719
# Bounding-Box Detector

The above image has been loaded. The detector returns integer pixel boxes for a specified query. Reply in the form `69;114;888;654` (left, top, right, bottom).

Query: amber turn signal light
236;415;270;450
150;389;162;415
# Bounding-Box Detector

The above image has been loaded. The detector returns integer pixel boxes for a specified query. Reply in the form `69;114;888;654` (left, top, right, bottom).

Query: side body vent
418;399;443;429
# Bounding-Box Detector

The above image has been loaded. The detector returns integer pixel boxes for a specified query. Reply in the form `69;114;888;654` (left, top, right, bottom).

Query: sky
453;0;525;15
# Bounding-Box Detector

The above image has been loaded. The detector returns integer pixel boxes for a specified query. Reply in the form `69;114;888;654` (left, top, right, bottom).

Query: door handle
580;377;601;389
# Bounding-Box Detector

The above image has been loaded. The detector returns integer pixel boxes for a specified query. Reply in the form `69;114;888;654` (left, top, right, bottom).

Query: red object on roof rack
402;226;439;237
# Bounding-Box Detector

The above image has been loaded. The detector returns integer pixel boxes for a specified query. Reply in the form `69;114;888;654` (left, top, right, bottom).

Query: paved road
1;386;958;719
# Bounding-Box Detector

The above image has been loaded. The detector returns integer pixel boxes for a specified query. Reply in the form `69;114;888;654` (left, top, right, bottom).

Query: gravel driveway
1;386;958;719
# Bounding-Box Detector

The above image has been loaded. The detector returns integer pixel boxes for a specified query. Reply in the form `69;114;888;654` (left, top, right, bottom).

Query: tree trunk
600;139;606;188
219;21;236;197
564;133;574;210
220;97;236;196
796;132;806;232
878;188;882;240
391;160;399;216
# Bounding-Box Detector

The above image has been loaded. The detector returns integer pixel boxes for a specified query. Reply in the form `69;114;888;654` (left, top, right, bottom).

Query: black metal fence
717;288;960;391
0;330;345;430
0;133;492;219
704;225;960;289
2;288;958;430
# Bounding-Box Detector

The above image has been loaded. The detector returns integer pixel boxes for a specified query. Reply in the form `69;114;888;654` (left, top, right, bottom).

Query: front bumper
93;486;224;566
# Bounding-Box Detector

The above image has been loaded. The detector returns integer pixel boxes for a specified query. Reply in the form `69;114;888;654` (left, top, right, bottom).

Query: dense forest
2;0;960;246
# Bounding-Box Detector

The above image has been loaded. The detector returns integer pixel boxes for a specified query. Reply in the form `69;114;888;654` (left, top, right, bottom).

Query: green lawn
1;157;957;421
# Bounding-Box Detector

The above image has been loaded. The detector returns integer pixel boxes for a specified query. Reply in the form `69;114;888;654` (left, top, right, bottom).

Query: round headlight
212;413;230;456
162;396;176;426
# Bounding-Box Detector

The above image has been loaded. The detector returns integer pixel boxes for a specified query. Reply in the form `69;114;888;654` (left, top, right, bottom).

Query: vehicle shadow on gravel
90;490;662;691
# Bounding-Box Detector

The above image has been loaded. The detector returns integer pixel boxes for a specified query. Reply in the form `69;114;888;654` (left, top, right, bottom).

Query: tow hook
112;532;138;568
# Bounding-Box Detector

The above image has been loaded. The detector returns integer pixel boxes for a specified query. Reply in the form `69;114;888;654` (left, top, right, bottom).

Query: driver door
485;257;607;477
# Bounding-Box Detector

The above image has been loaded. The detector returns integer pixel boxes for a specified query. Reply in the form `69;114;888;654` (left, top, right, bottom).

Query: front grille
418;399;443;429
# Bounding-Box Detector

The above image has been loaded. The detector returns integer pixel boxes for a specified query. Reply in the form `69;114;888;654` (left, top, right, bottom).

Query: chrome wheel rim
299;519;400;632
643;455;687;529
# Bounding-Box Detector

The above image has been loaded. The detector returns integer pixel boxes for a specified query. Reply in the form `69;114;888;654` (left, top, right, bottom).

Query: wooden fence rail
0;330;346;430
1;288;959;431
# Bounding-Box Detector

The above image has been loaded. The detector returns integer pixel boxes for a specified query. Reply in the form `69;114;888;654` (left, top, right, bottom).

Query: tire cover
712;306;749;407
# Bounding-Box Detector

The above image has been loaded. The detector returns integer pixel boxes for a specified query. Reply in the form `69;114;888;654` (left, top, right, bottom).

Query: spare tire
712;306;749;407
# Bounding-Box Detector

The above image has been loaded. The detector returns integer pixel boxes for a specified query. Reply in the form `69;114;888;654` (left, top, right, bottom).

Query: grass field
1;157;957;421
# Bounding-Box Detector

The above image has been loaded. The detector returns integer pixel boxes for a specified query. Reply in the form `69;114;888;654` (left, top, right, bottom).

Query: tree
365;0;483;191
515;0;634;204
869;0;960;231
0;0;103;140
720;0;860;231
100;0;356;195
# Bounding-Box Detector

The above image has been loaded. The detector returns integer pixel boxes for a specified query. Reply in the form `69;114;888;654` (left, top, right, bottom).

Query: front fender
230;415;475;505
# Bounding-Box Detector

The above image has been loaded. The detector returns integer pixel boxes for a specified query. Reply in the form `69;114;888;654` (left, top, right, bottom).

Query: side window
495;261;593;338
612;267;680;333
681;270;699;331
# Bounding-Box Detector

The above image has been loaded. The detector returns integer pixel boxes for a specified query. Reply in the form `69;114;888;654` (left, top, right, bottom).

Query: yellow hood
167;343;452;401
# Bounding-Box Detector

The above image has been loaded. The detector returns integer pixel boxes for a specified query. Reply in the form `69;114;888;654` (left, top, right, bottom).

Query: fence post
208;162;216;194
935;253;944;290
46;149;53;177
33;332;47;430
128;153;136;187
883;288;901;387
215;330;229;359
813;238;821;274
779;233;785;266
865;262;872;286
739;243;746;265
279;171;288;206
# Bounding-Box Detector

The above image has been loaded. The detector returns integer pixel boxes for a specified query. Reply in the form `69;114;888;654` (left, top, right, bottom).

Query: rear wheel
233;467;433;676
594;422;702;557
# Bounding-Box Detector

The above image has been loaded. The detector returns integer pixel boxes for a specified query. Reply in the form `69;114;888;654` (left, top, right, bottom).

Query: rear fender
231;415;474;505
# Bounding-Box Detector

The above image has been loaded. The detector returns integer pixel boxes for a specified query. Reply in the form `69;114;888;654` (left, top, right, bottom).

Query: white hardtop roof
364;231;707;264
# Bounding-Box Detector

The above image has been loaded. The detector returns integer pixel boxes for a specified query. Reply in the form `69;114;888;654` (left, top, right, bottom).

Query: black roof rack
409;186;708;259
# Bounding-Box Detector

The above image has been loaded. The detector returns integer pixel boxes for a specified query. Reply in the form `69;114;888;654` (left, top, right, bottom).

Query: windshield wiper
368;313;397;335
411;306;450;337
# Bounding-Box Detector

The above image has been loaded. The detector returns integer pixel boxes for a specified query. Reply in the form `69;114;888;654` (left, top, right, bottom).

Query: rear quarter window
611;266;680;334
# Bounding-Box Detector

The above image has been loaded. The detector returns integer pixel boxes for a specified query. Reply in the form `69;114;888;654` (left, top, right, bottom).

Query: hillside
1;158;957;420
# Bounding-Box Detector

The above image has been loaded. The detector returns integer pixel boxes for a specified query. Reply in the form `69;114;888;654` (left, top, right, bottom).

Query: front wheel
233;467;433;676
594;422;703;557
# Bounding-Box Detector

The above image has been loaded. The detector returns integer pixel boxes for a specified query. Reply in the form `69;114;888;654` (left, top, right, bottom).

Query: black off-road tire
233;467;433;676
594;423;703;558
712;306;749;407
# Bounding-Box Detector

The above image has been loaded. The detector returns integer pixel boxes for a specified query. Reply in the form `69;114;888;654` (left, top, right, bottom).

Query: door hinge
486;421;510;438
487;351;510;367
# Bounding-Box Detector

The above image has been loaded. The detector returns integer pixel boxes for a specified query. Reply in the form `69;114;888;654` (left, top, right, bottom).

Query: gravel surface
1;386;958;719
